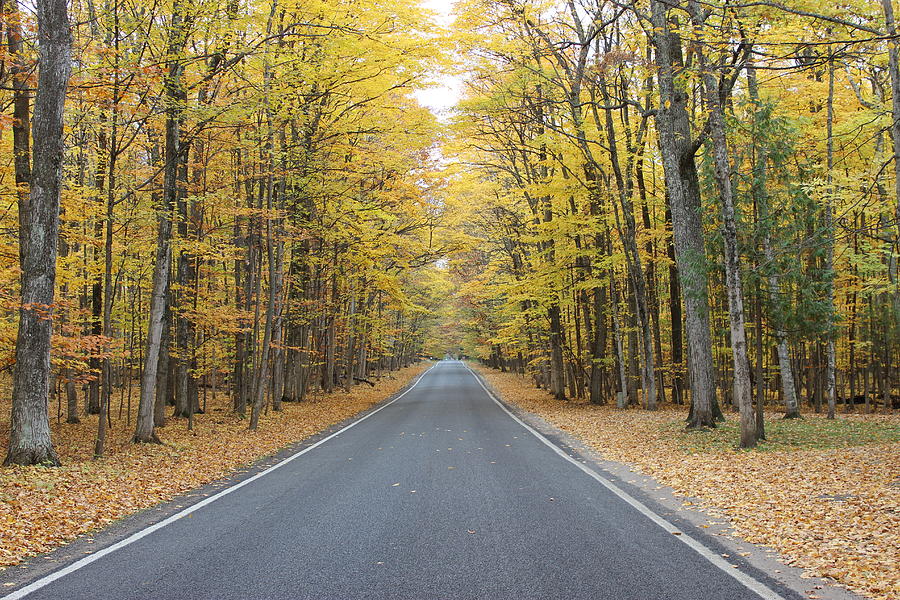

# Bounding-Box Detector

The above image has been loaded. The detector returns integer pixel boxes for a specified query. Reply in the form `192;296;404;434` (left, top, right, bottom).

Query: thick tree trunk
650;0;717;428
134;214;171;443
5;0;71;466
153;290;171;427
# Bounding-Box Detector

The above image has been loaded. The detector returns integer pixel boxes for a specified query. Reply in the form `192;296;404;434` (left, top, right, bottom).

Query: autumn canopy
0;0;896;553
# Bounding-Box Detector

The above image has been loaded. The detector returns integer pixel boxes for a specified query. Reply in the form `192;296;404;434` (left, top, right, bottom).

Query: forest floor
474;365;900;600
0;363;428;569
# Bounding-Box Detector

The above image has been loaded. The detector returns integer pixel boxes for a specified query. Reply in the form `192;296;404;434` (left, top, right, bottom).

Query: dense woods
448;0;900;447
0;1;899;597
1;0;899;462
1;0;450;464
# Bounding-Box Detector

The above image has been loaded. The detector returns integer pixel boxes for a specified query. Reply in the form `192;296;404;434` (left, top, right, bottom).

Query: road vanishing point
6;360;800;600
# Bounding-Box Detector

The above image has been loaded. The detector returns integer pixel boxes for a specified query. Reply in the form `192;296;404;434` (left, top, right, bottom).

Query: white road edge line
463;363;787;600
1;362;440;600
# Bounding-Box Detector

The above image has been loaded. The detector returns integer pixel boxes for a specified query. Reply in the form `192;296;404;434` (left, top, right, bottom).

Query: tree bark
589;283;607;404
881;0;900;316
610;274;629;409
4;0;30;200
134;0;187;443
823;56;838;420
649;0;717;428
548;303;566;400
5;0;71;466
689;2;755;447
665;201;685;404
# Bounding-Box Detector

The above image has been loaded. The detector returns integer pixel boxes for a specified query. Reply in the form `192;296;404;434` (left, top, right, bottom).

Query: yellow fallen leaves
0;364;427;568
476;366;900;600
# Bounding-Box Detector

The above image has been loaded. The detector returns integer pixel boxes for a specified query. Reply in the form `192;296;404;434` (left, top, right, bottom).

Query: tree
649;0;717;428
5;0;72;466
687;1;755;446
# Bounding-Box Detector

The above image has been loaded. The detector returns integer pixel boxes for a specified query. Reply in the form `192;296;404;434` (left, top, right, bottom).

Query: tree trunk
650;0;717;428
5;0;30;202
689;5;755;447
747;61;800;419
589;283;607;404
172;104;193;421
610;272;629;409
249;214;276;430
4;0;71;466
153;289;171;427
548;303;566;400
824;55;837;420
95;39;119;456
249;98;279;428
754;290;766;441
598;85;657;410
881;0;900;317
65;370;79;424
665;202;684;405
233;189;248;414
134;0;187;443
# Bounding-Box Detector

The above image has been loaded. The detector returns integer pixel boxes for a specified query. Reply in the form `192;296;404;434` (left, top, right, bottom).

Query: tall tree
134;0;189;443
687;1;755;446
4;0;72;466
649;0;717;428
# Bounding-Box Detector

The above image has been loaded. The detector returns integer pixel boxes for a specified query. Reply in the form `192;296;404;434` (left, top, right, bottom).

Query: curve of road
4;360;797;600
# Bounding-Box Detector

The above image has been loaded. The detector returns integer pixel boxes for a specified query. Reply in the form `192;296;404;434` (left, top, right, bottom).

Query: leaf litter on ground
474;365;900;600
0;363;428;568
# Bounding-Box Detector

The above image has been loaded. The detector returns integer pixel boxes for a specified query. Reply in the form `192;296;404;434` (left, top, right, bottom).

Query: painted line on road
1;362;440;600
463;363;787;600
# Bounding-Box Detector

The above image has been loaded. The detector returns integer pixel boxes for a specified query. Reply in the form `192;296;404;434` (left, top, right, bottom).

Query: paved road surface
6;361;793;600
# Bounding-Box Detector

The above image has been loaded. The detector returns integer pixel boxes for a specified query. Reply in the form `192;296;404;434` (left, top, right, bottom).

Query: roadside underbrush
475;365;900;600
0;363;428;568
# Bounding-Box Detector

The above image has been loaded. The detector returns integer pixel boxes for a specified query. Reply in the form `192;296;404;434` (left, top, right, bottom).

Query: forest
443;0;900;449
2;0;454;465
1;0;899;460
0;0;898;597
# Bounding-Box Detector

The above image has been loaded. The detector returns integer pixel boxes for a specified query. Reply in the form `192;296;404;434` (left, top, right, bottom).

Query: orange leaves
18;302;57;320
477;366;900;600
0;363;427;568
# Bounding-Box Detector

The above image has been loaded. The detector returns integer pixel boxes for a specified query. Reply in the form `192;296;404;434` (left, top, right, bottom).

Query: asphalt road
7;360;792;600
